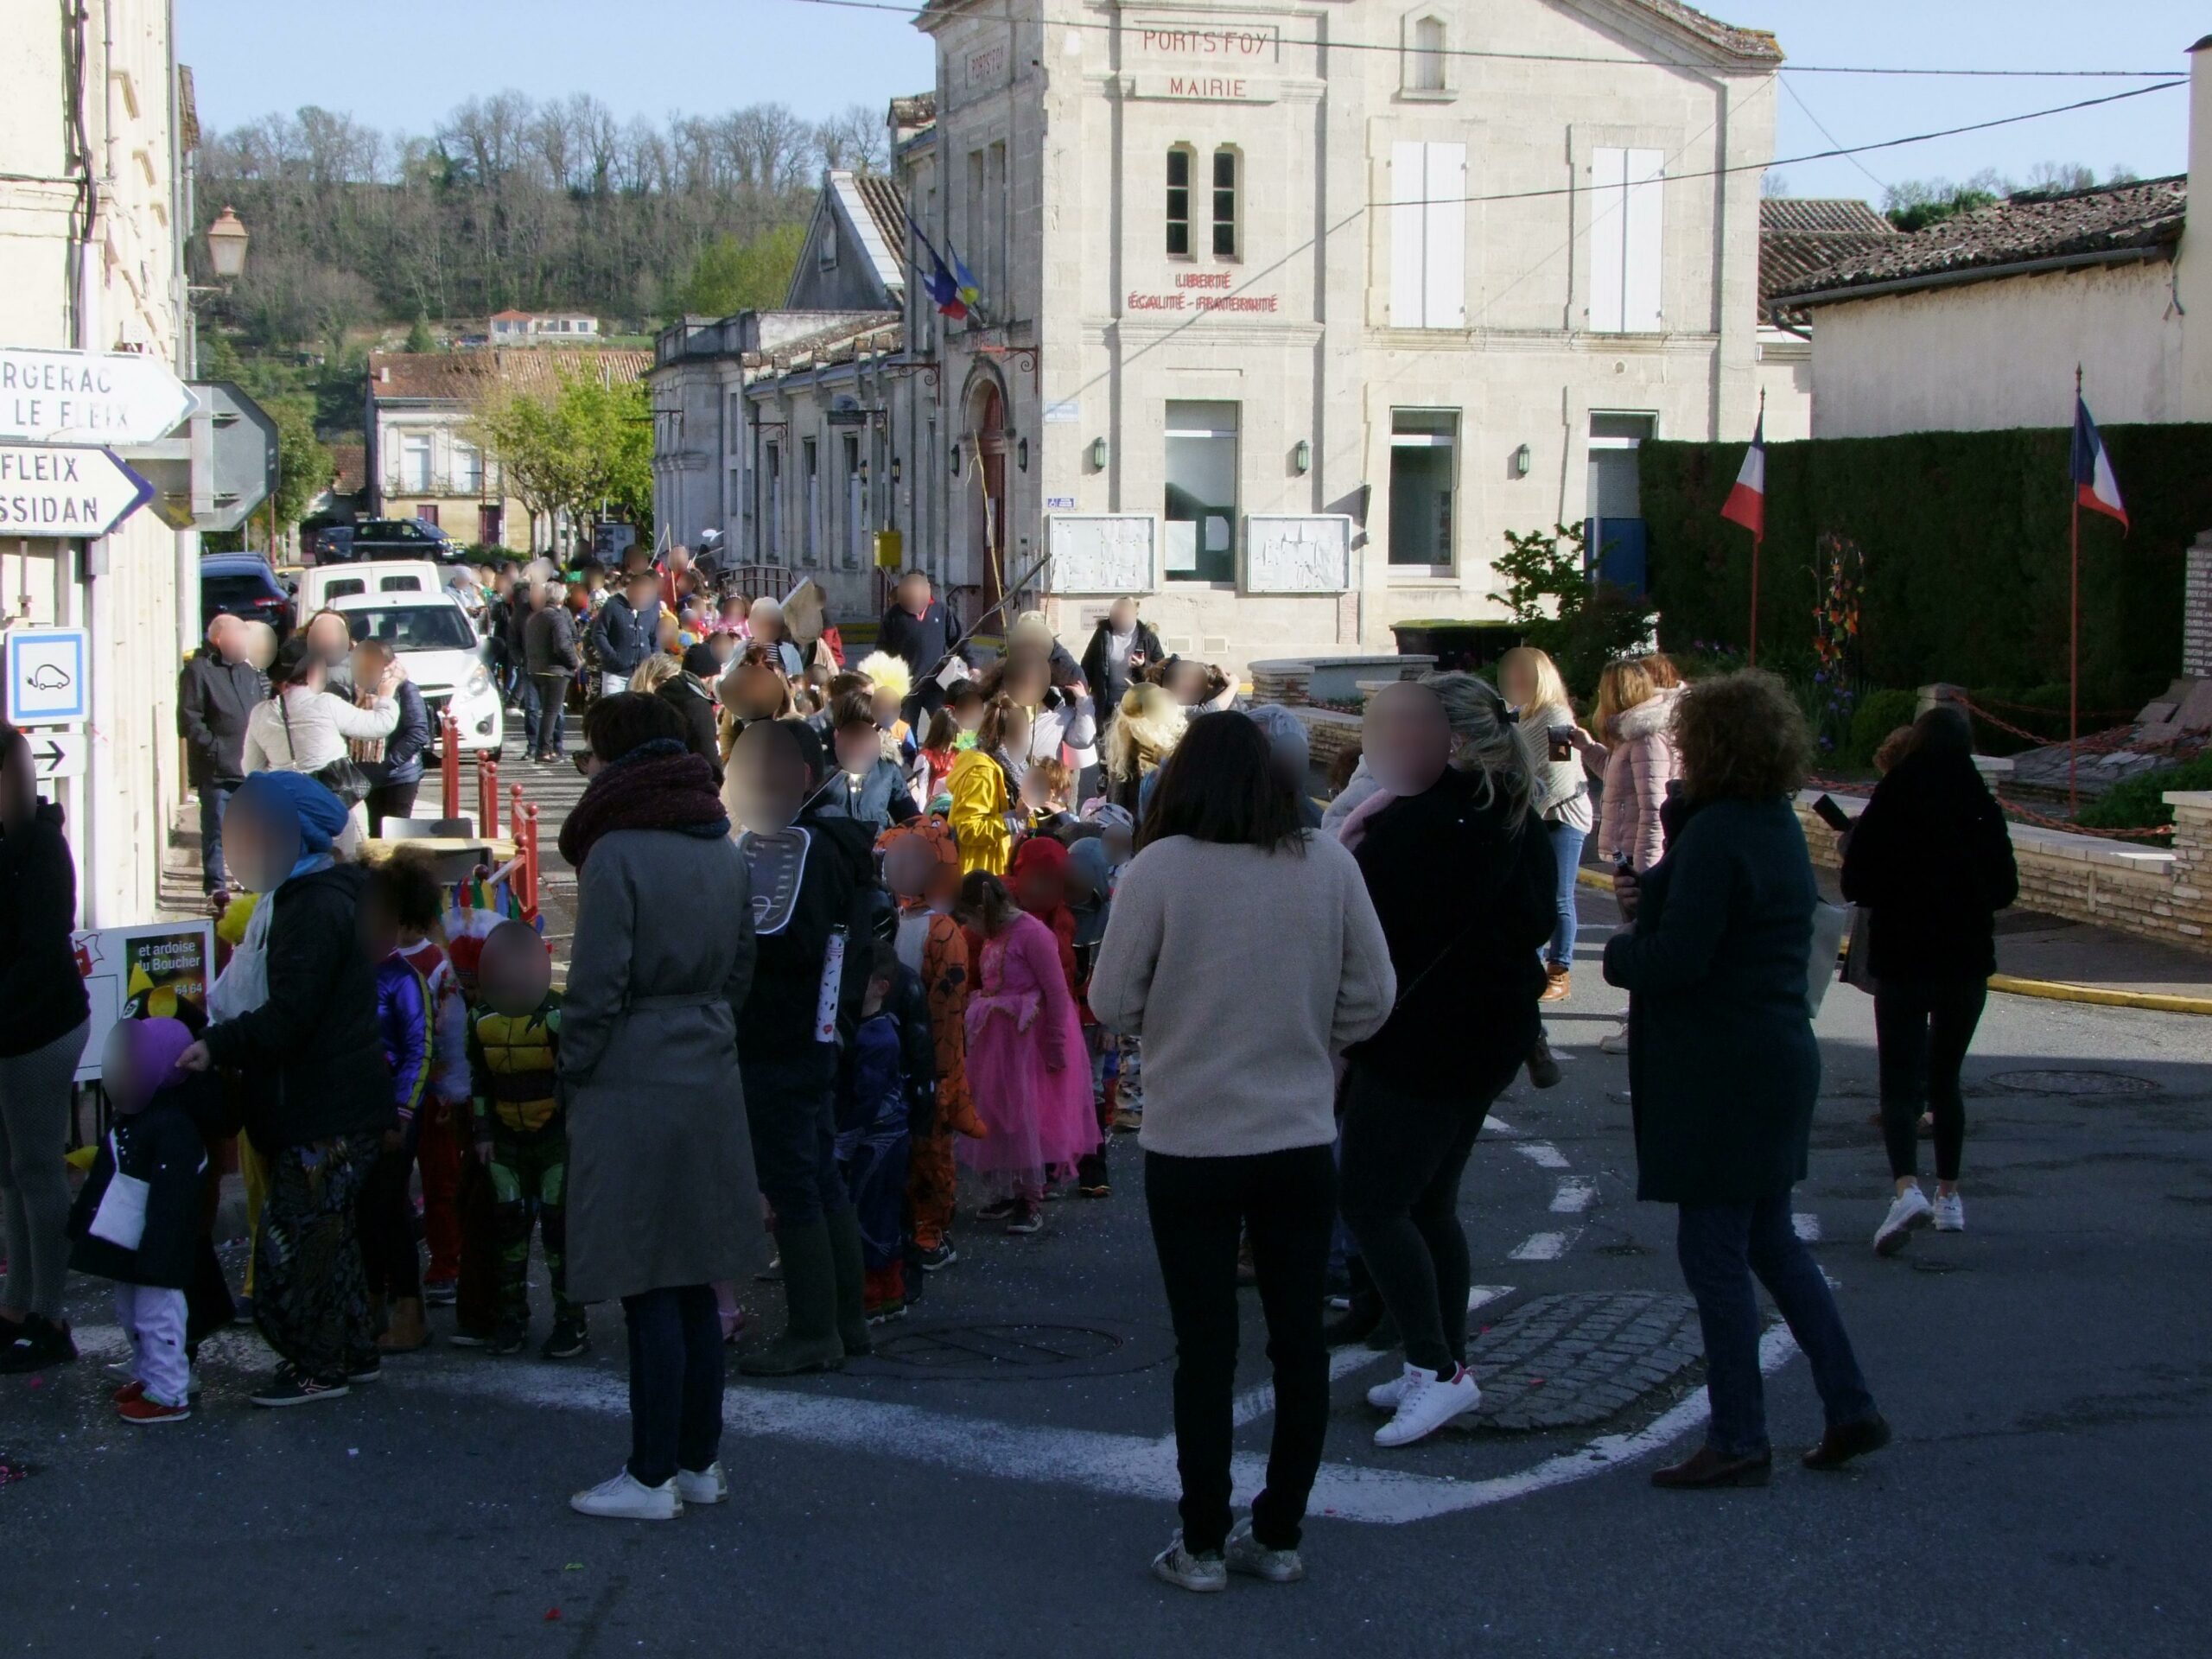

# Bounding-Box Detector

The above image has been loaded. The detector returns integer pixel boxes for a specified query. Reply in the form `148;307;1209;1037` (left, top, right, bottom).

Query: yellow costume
947;748;1013;876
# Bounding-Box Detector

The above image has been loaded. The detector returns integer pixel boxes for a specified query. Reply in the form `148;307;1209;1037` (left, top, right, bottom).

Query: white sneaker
1374;1365;1482;1448
1224;1516;1306;1584
1151;1532;1228;1593
1932;1192;1965;1233
675;1462;728;1505
1598;1026;1630;1056
569;1469;683;1521
1873;1186;1934;1256
1366;1361;1423;1412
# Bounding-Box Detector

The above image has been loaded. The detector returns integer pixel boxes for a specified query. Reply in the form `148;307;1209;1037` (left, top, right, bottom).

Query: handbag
88;1131;150;1252
1841;906;1878;995
1805;901;1853;1018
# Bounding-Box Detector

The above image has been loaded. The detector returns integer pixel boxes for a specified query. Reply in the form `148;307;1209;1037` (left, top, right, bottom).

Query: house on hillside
490;309;601;342
366;347;650;551
1755;197;1897;442
1771;42;2212;439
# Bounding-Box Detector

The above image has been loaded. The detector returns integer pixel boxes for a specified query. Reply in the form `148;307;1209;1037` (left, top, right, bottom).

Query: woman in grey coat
557;694;765;1522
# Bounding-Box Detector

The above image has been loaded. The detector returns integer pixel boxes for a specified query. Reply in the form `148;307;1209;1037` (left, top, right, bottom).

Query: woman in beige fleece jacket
1089;711;1395;1594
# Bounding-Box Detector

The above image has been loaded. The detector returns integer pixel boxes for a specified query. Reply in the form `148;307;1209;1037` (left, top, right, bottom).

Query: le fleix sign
0;444;155;537
0;346;197;447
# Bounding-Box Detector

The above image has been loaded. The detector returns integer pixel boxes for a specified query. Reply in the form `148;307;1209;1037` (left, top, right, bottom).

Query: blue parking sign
4;626;90;725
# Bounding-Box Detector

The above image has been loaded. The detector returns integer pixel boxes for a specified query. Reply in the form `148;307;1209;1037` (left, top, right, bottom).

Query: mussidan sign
0;443;156;537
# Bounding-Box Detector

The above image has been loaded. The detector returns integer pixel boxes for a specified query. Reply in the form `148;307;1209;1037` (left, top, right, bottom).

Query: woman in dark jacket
1337;680;1555;1450
353;638;432;835
181;770;391;1407
1603;671;1887;1488
658;642;726;782
0;723;93;1373
1840;704;2018;1254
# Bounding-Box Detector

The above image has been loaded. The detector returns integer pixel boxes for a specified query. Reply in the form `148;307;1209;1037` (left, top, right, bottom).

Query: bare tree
816;104;887;175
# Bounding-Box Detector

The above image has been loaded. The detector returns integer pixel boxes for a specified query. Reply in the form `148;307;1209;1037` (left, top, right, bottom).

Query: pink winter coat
1599;689;1681;874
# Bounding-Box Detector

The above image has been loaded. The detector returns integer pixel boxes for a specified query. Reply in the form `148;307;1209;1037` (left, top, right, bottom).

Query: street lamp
205;207;249;281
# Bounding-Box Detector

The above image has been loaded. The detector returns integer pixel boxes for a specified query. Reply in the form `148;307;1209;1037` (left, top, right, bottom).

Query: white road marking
1514;1142;1571;1170
1484;1116;1522;1138
1508;1230;1580;1262
1223;1287;1515;1427
1550;1179;1597;1214
1792;1212;1821;1242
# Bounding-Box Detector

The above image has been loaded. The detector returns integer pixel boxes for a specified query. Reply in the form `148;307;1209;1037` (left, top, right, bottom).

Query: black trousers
365;780;419;839
623;1284;724;1487
741;1049;847;1228
357;1128;423;1302
1338;1053;1522;1377
1145;1142;1335;1555
1875;976;1986;1183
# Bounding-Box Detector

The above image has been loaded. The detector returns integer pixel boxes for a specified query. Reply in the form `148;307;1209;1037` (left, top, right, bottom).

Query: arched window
1408;16;1447;93
1166;145;1194;257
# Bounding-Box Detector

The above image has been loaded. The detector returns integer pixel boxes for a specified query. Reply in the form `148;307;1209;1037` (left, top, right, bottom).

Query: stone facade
2187;531;2212;678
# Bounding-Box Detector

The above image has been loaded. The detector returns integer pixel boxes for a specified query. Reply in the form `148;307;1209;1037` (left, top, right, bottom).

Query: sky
177;0;2204;205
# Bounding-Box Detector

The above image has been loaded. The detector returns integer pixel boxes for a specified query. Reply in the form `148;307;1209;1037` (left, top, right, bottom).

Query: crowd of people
2;567;2026;1584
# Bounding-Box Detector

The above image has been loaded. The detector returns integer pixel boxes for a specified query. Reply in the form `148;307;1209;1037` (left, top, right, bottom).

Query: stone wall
1290;707;1363;779
2186;532;2212;678
1799;790;2212;956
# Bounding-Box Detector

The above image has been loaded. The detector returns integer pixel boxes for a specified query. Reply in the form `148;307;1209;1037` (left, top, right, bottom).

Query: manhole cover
850;1319;1170;1382
1463;1292;1704;1431
1986;1069;2158;1098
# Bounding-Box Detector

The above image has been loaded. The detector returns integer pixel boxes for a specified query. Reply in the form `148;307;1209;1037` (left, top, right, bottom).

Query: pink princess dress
960;910;1100;1183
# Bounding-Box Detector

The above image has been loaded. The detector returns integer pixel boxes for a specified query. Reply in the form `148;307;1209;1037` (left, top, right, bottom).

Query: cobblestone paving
1469;1292;1707;1431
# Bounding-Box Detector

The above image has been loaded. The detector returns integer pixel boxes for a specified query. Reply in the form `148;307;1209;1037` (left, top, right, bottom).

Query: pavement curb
1574;867;2212;1016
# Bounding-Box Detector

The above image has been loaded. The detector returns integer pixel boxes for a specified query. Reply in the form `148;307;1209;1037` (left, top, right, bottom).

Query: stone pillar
2185;531;2212;678
2165;791;2212;944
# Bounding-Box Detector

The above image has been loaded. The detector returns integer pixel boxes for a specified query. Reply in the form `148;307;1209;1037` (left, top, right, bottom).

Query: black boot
737;1218;845;1377
825;1206;873;1359
1322;1257;1383;1349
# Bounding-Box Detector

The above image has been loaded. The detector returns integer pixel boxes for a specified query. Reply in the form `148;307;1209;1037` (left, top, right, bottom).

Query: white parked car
332;593;503;753
296;560;444;616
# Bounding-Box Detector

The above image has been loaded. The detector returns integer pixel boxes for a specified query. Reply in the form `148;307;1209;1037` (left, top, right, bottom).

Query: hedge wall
1637;423;2212;704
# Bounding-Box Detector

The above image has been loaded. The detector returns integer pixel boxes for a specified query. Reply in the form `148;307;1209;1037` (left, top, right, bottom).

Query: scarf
556;737;729;869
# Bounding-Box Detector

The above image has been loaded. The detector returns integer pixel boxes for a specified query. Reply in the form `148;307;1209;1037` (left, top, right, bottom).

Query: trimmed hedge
2074;751;2212;843
1638;423;2212;707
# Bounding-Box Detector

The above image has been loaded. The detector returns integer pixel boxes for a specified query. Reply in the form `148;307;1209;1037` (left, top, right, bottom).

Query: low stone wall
1798;789;2212;955
1289;706;1363;777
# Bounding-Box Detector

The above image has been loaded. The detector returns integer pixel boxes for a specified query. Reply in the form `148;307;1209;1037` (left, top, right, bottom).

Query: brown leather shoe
1802;1414;1891;1471
1650;1446;1772;1489
1541;965;1572;1002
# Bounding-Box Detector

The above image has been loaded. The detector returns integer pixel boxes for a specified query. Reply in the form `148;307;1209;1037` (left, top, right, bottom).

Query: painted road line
1484;1115;1522;1138
1793;1212;1821;1242
1551;1179;1597;1214
1508;1230;1580;1262
1513;1141;1571;1170
1224;1287;1517;1428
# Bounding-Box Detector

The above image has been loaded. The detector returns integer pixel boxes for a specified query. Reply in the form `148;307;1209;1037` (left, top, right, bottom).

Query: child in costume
385;850;472;1311
835;943;933;1321
1065;836;1117;1198
855;650;917;767
947;696;1027;877
910;707;963;806
823;690;922;833
361;858;438;1354
69;1019;210;1424
878;817;983;1274
467;919;585;1359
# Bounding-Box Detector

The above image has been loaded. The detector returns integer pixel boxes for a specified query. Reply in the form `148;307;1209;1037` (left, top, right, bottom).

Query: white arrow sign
0;444;156;537
25;730;86;780
0;347;197;446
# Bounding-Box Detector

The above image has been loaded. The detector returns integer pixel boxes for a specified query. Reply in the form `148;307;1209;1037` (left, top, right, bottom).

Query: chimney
2180;38;2212;419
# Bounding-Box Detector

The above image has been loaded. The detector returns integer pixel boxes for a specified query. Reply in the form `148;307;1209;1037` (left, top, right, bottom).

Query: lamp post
204;207;249;282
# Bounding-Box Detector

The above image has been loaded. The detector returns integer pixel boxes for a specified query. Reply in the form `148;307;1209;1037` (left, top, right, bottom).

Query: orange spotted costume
876;818;983;1253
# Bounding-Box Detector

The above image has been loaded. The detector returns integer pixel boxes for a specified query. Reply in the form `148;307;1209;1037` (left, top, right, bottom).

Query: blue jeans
1543;821;1586;969
198;783;234;893
622;1284;723;1487
1675;1192;1878;1458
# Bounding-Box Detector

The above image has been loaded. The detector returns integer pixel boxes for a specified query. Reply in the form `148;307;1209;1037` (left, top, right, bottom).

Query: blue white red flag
1720;411;1765;537
2070;394;2127;531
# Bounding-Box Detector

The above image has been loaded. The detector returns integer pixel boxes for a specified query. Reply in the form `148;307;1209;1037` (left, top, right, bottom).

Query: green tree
1493;523;1657;694
404;311;435;353
472;366;651;550
677;222;808;317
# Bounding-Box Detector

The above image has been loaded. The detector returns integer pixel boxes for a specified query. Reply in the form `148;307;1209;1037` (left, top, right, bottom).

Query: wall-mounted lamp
1016;437;1029;472
1513;442;1532;477
1292;439;1312;475
891;456;903;487
950;444;962;477
1089;436;1109;471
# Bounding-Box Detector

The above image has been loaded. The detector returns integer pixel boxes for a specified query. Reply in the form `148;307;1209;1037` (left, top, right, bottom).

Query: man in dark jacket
1079;597;1164;741
523;582;580;763
658;642;725;782
877;570;964;727
350;639;431;835
176;615;268;892
587;569;661;696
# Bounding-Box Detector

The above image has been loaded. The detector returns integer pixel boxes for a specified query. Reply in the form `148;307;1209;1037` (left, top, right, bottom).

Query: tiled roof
748;313;902;374
889;93;936;128
327;442;365;495
1774;176;2187;305
855;174;910;268
1759;197;1897;323
367;348;650;405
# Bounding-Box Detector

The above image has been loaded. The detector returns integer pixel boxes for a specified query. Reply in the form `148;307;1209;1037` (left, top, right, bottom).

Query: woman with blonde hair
1105;683;1185;817
1595;658;1682;878
627;653;683;696
1497;647;1599;1002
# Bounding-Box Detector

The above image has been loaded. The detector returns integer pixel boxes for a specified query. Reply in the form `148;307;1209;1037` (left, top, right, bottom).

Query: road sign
0;444;155;537
0;347;197;446
3;626;90;725
25;730;85;780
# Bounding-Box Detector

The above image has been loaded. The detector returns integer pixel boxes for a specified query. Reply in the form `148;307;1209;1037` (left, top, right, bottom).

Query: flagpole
2069;366;2082;811
1749;388;1765;667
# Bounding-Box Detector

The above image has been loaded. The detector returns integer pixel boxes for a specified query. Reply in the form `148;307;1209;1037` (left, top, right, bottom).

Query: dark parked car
325;518;457;562
200;553;294;641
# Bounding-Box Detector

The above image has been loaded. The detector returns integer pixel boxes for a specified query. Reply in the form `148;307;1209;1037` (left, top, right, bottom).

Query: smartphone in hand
1811;794;1853;833
1548;727;1576;762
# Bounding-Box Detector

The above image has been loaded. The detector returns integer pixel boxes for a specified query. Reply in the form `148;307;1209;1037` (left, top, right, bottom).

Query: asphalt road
9;885;2210;1656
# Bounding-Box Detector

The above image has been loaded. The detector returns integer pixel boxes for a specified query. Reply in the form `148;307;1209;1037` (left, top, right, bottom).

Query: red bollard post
518;802;541;921
440;711;461;822
478;753;501;839
510;781;524;858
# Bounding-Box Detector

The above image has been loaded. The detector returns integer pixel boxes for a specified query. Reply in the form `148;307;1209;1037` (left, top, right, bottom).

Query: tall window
452;441;482;494
1586;413;1656;519
842;433;864;569
765;442;783;561
1408;16;1447;92
1166;147;1193;257
1388;142;1465;328
1389;410;1457;568
1589;147;1664;334
1164;401;1238;584
400;433;432;493
988;140;1007;302
965;149;986;297
803;437;820;566
1211;149;1239;259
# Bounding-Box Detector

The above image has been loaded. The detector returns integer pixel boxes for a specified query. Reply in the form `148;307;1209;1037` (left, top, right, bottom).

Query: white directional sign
0;444;155;537
0;347;198;446
23;729;86;780
3;626;90;725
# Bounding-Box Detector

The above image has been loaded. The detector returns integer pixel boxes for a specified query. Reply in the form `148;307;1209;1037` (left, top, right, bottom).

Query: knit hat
104;1016;195;1116
233;769;349;855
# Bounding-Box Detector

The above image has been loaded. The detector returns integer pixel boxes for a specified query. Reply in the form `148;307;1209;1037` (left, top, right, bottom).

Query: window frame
1404;15;1450;96
1211;146;1241;261
1163;399;1240;586
1166;144;1195;259
1386;407;1460;574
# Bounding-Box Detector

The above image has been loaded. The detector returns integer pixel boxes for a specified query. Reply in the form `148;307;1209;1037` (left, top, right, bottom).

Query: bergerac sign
1126;270;1281;315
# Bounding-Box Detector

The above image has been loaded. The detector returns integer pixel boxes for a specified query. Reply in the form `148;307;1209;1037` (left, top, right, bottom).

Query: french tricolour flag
2070;394;2128;531
1720;412;1765;537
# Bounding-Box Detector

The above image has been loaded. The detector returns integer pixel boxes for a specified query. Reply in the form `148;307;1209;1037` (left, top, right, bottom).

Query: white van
296;560;444;617
331;592;503;753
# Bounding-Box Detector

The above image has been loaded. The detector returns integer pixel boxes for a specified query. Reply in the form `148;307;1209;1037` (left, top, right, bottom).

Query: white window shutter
1390;142;1427;327
1589;146;1626;334
1424;142;1466;328
1623;148;1665;333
